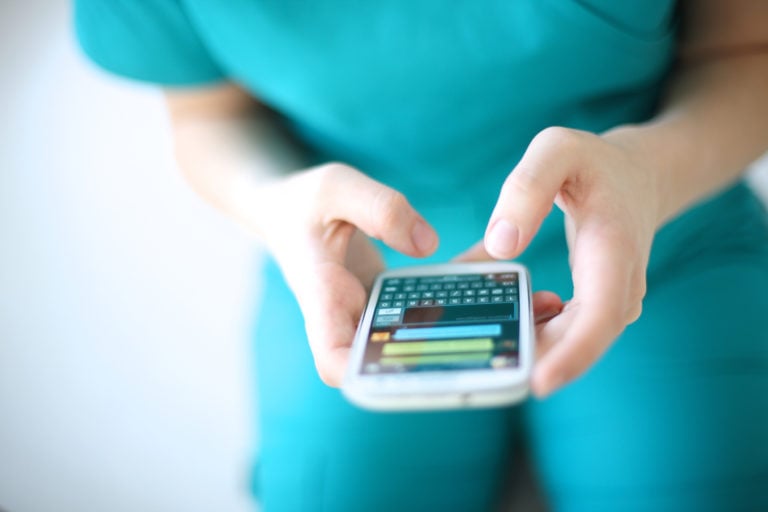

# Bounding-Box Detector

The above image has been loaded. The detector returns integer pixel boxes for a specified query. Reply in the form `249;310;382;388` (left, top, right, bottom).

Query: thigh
250;259;519;512
524;253;768;512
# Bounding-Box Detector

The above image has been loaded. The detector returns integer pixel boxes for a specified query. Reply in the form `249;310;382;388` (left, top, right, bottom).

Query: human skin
165;0;768;395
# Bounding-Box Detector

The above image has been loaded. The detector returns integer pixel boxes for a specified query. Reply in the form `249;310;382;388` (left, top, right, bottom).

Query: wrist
601;123;679;230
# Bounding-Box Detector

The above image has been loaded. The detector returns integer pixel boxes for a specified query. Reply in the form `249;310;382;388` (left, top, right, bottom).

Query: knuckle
320;161;351;176
532;126;582;153
306;163;356;222
371;188;408;236
508;165;546;199
626;301;643;324
503;168;554;220
314;162;349;188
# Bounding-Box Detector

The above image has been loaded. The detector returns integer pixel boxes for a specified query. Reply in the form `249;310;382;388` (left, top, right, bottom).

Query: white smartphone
342;262;533;411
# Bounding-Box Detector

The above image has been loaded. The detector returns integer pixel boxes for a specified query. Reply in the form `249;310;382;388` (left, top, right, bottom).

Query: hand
460;127;661;397
254;163;439;386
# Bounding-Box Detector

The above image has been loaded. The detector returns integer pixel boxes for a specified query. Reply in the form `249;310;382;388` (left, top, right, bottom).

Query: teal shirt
75;6;768;510
76;1;674;208
77;0;719;294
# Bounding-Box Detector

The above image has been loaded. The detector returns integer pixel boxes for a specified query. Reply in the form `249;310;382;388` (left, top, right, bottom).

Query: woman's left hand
460;126;663;398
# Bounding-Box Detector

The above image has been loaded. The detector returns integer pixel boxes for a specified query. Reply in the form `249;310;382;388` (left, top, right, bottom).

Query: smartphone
342;262;533;411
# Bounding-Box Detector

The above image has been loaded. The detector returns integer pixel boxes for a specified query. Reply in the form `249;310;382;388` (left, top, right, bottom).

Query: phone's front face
350;265;530;391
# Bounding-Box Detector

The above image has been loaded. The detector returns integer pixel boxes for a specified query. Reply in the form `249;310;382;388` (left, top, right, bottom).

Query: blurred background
1;2;767;512
1;2;257;511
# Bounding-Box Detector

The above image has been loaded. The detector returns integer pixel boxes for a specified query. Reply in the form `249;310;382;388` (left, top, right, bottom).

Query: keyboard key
395;293;407;300
417;284;429;291
462;297;476;304
449;298;462;305
378;307;402;315
419;299;435;306
381;293;393;300
436;299;447;305
407;299;419;306
403;285;415;292
374;315;400;326
422;291;434;298
408;292;420;299
436;291;448;298
492;296;503;303
393;301;404;307
430;284;443;291
478;289;489;296
478;297;489;303
491;288;503;295
379;302;391;308
463;289;476;296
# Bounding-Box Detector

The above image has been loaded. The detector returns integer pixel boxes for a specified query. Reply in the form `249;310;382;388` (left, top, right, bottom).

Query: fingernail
412;220;437;254
486;219;519;258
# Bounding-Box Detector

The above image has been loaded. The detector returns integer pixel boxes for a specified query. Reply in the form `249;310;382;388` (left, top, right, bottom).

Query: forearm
165;84;308;236
606;52;768;227
602;0;768;228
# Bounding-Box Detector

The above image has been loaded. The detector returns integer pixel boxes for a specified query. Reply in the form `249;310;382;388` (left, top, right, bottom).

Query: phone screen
361;272;521;374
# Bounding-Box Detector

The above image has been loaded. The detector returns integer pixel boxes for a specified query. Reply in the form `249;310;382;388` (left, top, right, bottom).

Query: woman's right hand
164;86;436;386
252;163;439;386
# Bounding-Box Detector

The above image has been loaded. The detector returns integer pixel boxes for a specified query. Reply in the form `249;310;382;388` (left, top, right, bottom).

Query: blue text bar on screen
393;324;502;341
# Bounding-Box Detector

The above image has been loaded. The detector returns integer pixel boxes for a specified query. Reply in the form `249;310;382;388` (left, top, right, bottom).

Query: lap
525;254;768;511
251;182;768;511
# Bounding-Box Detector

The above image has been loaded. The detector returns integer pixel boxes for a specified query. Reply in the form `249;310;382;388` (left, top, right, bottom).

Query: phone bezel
342;261;534;410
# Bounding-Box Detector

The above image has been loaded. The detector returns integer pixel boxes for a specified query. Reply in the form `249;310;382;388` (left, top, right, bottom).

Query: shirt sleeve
74;0;226;86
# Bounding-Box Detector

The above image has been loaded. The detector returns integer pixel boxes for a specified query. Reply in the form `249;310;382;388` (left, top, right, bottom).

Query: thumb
484;128;578;259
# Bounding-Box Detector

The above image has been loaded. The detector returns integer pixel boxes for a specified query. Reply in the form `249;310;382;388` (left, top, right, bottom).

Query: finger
288;232;383;387
299;261;368;387
343;229;385;291
532;291;564;323
531;226;638;397
324;165;438;257
452;240;492;262
533;300;576;364
485;128;588;259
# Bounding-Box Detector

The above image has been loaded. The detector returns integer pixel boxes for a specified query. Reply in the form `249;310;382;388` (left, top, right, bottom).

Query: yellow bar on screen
382;338;493;356
380;352;491;366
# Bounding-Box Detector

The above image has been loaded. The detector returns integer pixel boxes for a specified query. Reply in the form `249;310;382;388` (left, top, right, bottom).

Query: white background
1;2;257;511
1;2;767;512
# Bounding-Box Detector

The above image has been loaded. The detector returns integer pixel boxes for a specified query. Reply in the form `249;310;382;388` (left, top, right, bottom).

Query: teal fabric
75;1;768;510
75;0;224;85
